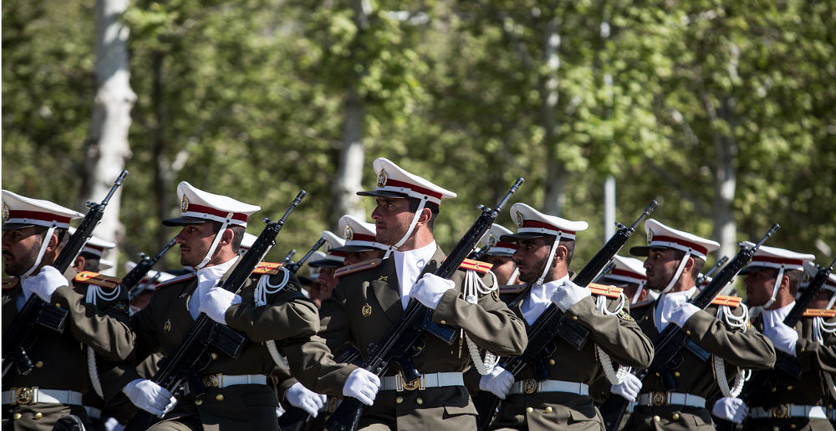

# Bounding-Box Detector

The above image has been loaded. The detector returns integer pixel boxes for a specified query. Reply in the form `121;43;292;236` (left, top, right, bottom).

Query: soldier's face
743;268;779;307
809;289;835;309
344;249;384;266
512;238;552;283
643;248;681;291
483;255;518;285
175;222;217;267
2;227;45;277
371;198;413;246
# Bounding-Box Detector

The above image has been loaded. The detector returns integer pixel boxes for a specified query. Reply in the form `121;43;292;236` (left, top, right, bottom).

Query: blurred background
3;0;834;291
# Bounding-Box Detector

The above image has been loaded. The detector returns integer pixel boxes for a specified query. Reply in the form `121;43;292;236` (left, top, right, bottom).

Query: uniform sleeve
797;318;836;374
282;334;355;398
565;295;654;368
681;306;776;369
432;271;527;356
51;283;134;361
225;289;320;343
271;363;297;403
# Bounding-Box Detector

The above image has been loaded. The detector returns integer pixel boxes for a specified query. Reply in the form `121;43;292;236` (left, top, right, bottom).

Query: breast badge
361;303;372;317
163;319;172;332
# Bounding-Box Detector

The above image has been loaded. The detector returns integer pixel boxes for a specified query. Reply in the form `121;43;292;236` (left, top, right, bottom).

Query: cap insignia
2;203;8;222
647;230;654;244
344;226;354;241
180;195;190;213
377;169;388;187
516;212;525;229
488;232;498;247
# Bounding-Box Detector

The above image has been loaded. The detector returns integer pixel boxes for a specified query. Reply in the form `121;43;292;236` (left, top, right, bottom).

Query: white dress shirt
520;275;569;326
761;301;794;329
393;241;437;309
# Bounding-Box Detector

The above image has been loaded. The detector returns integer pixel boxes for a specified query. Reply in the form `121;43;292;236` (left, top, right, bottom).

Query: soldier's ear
220;228;235;246
45;231;61;252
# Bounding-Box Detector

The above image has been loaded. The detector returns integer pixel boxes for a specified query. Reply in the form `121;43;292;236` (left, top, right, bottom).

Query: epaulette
711;295;742;308
156;273;196;290
335;259;382;278
74;271;121;289
803;309;836;318
499;284;527;295
253;262;282;276
588;283;623;298
2;277;17;290
458;258;492;274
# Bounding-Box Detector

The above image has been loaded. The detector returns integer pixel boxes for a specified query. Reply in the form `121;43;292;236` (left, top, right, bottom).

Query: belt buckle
522;378;538;394
13;387;35;405
772;404;789;419
202;374;220;389
652;391;668;406
395;373;425;392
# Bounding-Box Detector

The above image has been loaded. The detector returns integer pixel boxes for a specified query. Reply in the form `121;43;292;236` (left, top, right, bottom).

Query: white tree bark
81;0;135;275
541;18;567;216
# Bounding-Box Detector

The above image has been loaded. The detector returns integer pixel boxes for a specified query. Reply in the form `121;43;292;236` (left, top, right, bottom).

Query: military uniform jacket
317;247;527;431
121;263;334;431
742;312;836;431
490;283;653;431
2;272;132;431
625;295;776;431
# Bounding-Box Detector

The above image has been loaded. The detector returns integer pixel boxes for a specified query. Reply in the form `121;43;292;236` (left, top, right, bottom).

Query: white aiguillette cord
462;270;500;375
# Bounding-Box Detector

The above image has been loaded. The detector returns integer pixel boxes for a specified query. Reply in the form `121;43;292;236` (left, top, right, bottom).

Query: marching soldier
332;215;388;267
316;157;528;430
738;245;835;430
477;203;654;430
2;190;133;431
115;182;340;430
598;255;657;307
479;224;521;286
307;231;345;308
617;219;776;430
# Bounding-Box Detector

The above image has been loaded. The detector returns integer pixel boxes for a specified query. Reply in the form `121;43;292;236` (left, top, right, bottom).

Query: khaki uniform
317;248;527;431
120;266;339;431
2;273;133;431
490;284;654;431
624;296;777;431
742;311;836;431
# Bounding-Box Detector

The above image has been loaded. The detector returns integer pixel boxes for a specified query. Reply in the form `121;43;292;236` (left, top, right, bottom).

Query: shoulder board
588;283;623;298
156;273;196;290
711;295;742;308
499;284;527;295
459;258;492;274
2;277;18;290
335;259;382;278
803;309;836;318
253;262;282;276
74;271;121;289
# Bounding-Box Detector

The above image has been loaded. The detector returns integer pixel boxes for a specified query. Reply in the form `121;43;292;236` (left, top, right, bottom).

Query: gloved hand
478;366;514;399
764;322;798;356
610;373;642;402
411;273;455;310
198;287;242;324
342;368;381;406
551;279;591;312
712;397;749;424
29;266;66;301
286;382;327;417
669;302;700;328
123;379;177;417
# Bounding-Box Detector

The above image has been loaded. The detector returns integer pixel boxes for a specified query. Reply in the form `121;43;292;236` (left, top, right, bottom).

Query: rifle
696;255;729;288
126;237;178;302
2;170;128;377
285;238;327;274
281;249;297;266
474;200;657;430
123;191;306;431
599;224;780;431
324;178;524;431
714;256;836;431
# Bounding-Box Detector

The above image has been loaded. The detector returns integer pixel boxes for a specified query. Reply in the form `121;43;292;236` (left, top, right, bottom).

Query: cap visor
485;251;515;257
629;246;650;257
297;275;316;286
2;222;36;231
308;259;344;269
499;232;545;243
331;245;383;253
356;190;409;199
162;216;212;226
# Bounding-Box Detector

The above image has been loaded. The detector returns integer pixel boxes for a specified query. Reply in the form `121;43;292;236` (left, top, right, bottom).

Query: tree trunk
713;95;738;266
541;18;567;216
80;0;135;275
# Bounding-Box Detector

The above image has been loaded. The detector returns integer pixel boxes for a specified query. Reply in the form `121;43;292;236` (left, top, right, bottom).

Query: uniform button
790;425;797;429
55;303;62;308
12;413;22;420
571;316;578;320
525;407;534;413
771;387;777;392
673;371;680;377
216;394;224;401
685;330;691;335
786;385;793;390
195;399;203;406
773;427;780;431
35;361;44;368
416;398;423;405
210;353;218;360
653;415;661;422
34;412;43;420
544;407;553;413
548;359;555;366
672;413;680;421
396;396;403;404
440;320;447;325
655;372;661;377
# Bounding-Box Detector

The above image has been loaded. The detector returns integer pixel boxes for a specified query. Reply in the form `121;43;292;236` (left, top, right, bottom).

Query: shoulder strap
588;283;623;298
804;308;836;318
74;271;121;289
335;258;382;278
458;258;492;274
253;262;282;276
711;295;742;308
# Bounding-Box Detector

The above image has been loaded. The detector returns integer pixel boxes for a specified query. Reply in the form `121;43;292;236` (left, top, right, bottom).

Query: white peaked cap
163;181;260;228
333;215;387;253
69;227;117;270
802;261;836;293
501;203;588;242
124;261;177;292
740;242;815;274
603;255;647;286
2;190;84;230
357;158;457;206
479;223;517;256
630;219;719;260
240;232;258;251
308;231;346;268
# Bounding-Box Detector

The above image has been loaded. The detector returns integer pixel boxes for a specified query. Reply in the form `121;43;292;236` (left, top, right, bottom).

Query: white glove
610;372;643;402
669;302;700;328
198;287;242;324
30;266;66;301
764;322;798;356
342;368;381;406
478;366;514;399
411;273;455;310
551;279;591;312
712;397;749;424
286;382;327;417
123;379;177;417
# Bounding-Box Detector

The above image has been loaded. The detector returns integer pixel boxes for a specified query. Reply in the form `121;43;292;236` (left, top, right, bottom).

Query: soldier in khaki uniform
117;182;344;431
615;219;776;430
477;203;654;431
2;190;134;431
479;224;521;286
317;157;528;431
738;245;835;430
